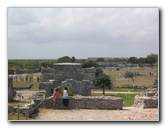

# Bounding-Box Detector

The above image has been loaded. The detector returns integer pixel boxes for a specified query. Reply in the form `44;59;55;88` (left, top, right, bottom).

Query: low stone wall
133;95;158;109
133;86;158;109
8;102;37;117
39;96;123;110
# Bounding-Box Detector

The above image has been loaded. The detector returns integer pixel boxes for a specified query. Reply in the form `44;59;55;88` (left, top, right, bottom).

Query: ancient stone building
133;86;158;108
8;76;14;101
39;63;103;97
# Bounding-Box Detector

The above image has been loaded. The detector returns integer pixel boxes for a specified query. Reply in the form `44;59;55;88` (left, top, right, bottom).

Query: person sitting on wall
52;88;60;110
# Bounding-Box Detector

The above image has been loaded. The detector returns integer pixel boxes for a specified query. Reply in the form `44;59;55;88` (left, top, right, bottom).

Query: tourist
52;88;60;109
18;91;22;100
62;87;69;109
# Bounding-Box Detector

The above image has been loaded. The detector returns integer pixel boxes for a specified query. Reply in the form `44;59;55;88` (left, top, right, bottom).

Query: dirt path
31;107;159;121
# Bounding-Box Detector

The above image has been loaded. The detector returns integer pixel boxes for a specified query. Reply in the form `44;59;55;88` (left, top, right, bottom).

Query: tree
82;60;98;68
57;56;72;63
124;71;134;85
93;73;112;95
96;58;105;62
137;57;146;67
71;56;76;62
128;57;138;64
146;54;158;65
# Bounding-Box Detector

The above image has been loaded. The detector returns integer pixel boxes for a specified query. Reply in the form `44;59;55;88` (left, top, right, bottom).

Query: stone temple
39;63;103;97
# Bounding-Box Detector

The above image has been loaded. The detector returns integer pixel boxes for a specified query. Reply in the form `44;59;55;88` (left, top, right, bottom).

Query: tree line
8;54;158;70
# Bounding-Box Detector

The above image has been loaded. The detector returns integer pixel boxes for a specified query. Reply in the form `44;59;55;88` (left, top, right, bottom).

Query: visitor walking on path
52;88;60;109
62;87;69;109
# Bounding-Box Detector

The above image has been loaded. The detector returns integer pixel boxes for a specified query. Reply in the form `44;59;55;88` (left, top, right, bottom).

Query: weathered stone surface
8;76;14;102
133;87;158;108
40;63;103;97
40;96;123;110
61;79;91;96
134;96;158;108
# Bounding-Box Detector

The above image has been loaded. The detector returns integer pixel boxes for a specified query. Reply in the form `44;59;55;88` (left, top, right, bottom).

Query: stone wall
61;79;91;96
8;76;14;101
82;67;96;81
39;63;103;97
39;96;123;110
53;63;83;83
133;96;158;108
133;87;158;108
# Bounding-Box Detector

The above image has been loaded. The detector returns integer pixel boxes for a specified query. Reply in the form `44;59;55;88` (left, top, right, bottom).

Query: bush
59;86;74;96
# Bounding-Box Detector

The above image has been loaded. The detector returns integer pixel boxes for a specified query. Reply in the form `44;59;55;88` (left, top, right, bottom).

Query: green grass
91;93;136;107
8;113;29;120
8;100;31;107
13;81;30;87
112;94;136;107
103;67;156;88
112;88;147;92
13;81;39;91
29;82;39;91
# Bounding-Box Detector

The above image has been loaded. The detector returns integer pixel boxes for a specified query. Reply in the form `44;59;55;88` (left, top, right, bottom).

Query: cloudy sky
8;8;159;59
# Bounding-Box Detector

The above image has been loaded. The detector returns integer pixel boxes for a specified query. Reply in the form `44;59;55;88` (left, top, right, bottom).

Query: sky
8;8;159;59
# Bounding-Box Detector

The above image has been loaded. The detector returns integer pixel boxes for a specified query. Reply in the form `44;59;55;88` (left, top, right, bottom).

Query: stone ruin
133;79;158;108
39;63;103;97
40;96;123;110
8;76;14;101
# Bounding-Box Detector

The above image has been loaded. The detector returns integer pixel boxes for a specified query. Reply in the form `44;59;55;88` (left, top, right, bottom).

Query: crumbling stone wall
133;87;158;108
134;96;158;108
82;67;96;81
53;63;83;83
39;63;103;97
8;76;14;101
41;67;54;82
61;79;91;96
40;96;123;110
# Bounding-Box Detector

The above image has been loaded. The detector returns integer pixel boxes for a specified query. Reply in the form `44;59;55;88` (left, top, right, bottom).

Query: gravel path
31;107;159;121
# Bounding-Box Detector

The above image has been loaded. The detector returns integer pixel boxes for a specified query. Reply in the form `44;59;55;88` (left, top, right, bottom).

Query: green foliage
96;58;105;62
71;56;76;62
93;73;112;95
40;61;53;68
82;60;98;68
114;94;136;107
59;86;74;96
91;93;136;107
57;56;72;63
146;54;158;65
128;57;138;64
124;71;134;84
8;59;56;70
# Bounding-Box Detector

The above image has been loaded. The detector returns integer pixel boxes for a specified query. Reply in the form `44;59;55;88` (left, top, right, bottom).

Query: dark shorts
53;98;60;102
63;99;69;106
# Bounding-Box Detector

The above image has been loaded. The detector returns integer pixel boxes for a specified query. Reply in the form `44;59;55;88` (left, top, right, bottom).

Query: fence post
25;110;28;120
17;104;19;120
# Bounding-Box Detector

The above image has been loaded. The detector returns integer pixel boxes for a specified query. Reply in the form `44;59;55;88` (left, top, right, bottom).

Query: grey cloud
8;8;159;59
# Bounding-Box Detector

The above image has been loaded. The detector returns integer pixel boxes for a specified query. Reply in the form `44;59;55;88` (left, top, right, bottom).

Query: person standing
62;87;69;109
52;88;60;109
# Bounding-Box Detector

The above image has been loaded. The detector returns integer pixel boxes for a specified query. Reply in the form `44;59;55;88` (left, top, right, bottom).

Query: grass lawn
13;81;39;91
103;67;156;88
8;100;31;120
91;93;136;107
112;94;136;107
112;88;147;92
8;100;31;107
8;113;29;120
